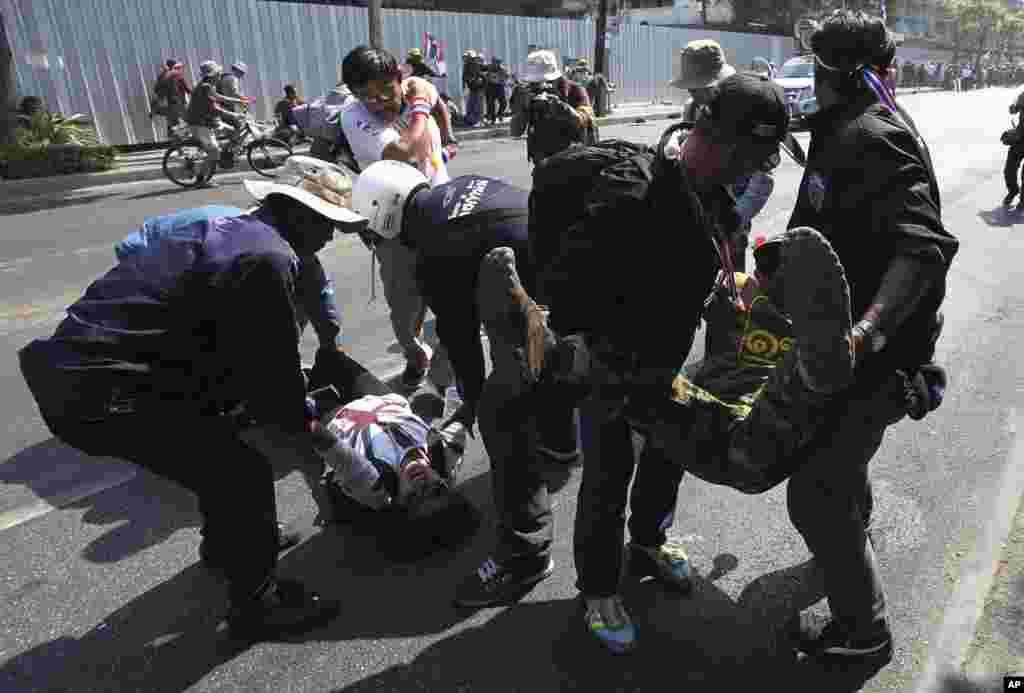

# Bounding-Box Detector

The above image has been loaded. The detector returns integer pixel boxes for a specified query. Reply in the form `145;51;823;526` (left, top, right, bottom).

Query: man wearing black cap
563;72;797;654
780;9;957;668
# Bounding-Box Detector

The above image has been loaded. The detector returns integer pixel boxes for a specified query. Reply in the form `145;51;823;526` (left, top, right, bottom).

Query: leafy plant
79;144;117;171
0;142;48;163
16;111;100;147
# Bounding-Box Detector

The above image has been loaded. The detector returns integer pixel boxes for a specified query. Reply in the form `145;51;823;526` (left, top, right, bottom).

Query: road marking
0;461;137;533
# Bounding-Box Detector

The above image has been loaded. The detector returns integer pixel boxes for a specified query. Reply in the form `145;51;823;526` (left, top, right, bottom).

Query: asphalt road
1;89;1023;693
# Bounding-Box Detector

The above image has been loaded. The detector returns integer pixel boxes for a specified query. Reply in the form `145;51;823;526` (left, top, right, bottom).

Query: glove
523;300;552;383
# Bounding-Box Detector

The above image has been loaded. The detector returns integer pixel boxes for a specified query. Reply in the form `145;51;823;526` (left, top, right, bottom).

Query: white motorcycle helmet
351;160;430;240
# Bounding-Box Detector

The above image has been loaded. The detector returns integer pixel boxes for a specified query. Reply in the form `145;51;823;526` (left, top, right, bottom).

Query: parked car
775;55;818;129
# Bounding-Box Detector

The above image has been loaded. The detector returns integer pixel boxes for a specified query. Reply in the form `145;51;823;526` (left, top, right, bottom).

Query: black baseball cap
702;72;788;143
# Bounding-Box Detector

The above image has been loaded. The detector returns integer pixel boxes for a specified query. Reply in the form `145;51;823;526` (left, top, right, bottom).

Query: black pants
574;400;686;597
485;85;507;122
1004;142;1024;195
475;249;580;562
19;340;387;601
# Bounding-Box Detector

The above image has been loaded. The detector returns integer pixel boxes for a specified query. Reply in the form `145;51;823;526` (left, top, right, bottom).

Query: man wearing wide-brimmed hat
510;49;596;163
671;39;736;121
671;39;775;273
18;155;368;642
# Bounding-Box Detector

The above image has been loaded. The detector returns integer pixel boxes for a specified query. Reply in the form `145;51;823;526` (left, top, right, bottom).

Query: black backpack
528;123;719;363
524;90;596;165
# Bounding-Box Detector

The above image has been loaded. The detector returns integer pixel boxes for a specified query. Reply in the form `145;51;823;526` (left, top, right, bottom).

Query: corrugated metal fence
2;0;792;145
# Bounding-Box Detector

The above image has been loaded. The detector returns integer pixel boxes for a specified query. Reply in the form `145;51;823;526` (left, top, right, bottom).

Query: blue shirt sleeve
115;206;246;262
296;254;343;350
732;172;774;227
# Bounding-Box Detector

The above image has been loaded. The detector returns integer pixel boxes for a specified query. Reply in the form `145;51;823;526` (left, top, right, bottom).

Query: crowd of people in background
891;58;1024;91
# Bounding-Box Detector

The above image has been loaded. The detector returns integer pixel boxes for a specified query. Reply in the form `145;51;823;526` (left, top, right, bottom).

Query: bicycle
162;114;293;188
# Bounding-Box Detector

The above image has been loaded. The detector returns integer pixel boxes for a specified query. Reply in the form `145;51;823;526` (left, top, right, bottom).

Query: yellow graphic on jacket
671;272;793;415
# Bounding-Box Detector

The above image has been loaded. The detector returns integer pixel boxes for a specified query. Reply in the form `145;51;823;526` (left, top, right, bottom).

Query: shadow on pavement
125;178;245;201
978;206;1021;227
931;672;1008;692
329;558;887;693
0;497;889;693
0;471;495;693
0;191;120;216
0;433;335;565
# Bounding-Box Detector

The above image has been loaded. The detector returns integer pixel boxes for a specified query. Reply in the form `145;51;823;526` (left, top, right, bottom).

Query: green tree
944;0;1004;69
995;10;1024;62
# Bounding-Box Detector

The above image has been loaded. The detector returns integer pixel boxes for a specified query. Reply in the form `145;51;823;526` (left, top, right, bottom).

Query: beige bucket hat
669;39;736;90
244;155;366;228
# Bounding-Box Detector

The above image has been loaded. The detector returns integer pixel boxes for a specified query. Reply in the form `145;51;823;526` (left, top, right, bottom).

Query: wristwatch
854;319;887;354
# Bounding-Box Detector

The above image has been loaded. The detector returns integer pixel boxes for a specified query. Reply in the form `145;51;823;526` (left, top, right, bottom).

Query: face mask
682;128;733;183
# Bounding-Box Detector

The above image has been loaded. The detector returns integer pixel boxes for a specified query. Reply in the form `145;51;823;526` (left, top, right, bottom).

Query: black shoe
1005;191;1018;206
399;352;431;390
453;555;554;608
200;522;301;577
794;617;893;665
226;578;340;640
536;443;581;465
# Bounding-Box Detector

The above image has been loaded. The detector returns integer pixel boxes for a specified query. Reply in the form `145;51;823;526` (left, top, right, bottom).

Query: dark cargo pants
475;249;579;562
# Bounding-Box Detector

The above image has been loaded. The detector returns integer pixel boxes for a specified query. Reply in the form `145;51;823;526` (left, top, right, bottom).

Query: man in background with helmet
185;61;249;186
783;10;958;667
219;61;248;117
351;160;582;608
17;156;368;641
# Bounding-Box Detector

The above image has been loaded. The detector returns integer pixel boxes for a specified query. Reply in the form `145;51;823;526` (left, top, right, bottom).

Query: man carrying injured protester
533;20;956;667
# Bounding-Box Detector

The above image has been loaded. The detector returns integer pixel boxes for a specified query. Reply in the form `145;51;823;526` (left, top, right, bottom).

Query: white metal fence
2;0;793;145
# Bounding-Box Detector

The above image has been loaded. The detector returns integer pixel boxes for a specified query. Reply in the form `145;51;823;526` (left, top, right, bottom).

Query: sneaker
226;578;341;640
1016;198;1024;214
1004;191;1017;206
536;444;581;465
200;522;301;578
775;227;854;394
453;555;554;608
794;617;893;665
627;540;692;594
582;595;637;655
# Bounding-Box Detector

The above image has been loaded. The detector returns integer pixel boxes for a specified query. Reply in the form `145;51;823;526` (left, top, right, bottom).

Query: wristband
409;103;432;118
853;319;886;354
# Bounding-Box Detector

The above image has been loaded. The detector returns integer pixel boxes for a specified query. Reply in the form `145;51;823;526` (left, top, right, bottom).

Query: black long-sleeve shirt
789;93;959;374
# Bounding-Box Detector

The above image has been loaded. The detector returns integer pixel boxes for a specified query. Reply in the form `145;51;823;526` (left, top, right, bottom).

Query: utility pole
0;10;16;146
368;0;384;49
594;0;609;76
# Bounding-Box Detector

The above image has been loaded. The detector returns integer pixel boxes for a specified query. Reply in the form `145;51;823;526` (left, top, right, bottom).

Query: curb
0;108;684;199
0;145;314;199
0;90;948;199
